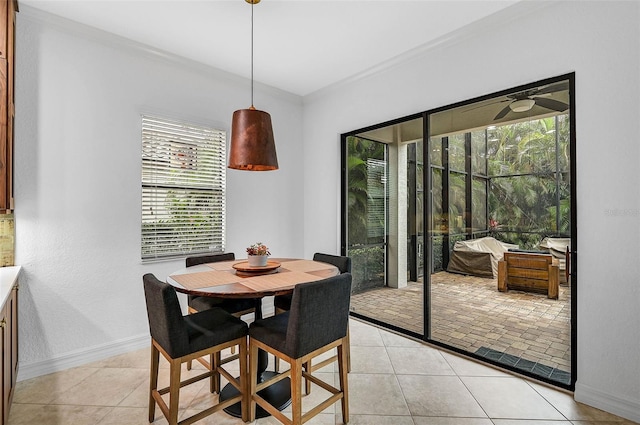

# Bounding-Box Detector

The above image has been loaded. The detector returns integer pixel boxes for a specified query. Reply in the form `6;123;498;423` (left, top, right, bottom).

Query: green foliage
246;242;270;256
141;189;221;258
486;114;571;246
346;137;388;292
346;137;386;246
348;245;386;293
344;113;571;279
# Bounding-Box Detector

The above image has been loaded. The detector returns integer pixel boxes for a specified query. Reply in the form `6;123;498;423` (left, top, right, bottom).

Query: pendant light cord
251;0;254;108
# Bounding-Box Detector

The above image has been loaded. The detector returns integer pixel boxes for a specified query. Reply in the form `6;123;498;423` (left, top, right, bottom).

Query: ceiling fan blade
536;81;569;95
534;97;569;112
494;104;512;120
463;99;508;113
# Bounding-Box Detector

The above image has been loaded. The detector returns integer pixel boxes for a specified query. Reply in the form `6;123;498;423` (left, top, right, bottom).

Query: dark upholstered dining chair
248;273;352;425
274;253;351;313
273;252;352;375
185;253;255;374
142;273;249;425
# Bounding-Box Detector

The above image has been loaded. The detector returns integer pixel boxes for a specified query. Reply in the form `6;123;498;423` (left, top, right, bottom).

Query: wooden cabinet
1;286;16;424
0;0;17;212
0;267;18;425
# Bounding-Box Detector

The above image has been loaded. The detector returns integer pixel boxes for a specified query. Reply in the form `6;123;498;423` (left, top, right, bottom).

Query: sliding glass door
342;74;576;390
343;116;425;337
343;136;388;298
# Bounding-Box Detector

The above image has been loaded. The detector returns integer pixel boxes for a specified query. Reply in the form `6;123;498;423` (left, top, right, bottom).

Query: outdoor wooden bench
497;252;559;299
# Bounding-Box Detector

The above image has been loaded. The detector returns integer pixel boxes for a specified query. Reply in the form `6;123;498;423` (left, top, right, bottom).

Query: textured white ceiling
19;0;519;96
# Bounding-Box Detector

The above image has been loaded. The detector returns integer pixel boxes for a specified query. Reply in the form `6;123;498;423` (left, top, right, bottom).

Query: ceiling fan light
509;99;535;113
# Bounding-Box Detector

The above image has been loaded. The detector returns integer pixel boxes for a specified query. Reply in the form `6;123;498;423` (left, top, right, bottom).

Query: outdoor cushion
447;236;518;278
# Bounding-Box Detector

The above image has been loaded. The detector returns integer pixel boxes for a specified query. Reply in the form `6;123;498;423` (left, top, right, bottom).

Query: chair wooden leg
186;308;195;371
238;338;249;422
497;260;507;292
273;307;286;373
168;358;182;425
338;340;349;424
291;359;303;425
346;326;351;373
304;359;312;395
248;340;259;422
548;263;559;299
210;352;218;393
148;344;160;422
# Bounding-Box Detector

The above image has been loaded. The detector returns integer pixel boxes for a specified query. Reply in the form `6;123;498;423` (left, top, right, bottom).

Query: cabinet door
0;302;6;424
0;0;6;60
6;0;15;211
10;288;16;394
0;286;16;425
0;57;6;211
0;0;16;212
0;0;8;211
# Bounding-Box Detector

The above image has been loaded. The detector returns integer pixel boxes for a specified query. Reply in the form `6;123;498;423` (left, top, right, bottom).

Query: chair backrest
143;273;190;358
285;273;352;358
186;252;235;267
313;252;351;274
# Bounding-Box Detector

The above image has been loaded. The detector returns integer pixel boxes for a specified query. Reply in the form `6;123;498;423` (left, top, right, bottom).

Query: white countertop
0;266;21;307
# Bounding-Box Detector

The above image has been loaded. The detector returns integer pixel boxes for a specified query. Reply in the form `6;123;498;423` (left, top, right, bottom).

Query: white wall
303;1;640;422
14;7;304;378
12;1;640;421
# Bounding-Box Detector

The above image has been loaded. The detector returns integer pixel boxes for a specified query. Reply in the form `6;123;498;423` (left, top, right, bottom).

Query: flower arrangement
246;242;271;256
489;218;502;235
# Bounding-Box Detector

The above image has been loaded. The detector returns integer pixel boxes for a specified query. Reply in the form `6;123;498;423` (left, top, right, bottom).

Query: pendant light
228;0;278;171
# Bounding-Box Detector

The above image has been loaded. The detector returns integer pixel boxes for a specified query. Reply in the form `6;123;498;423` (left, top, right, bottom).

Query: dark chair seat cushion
190;296;255;315
249;311;290;354
185;307;248;355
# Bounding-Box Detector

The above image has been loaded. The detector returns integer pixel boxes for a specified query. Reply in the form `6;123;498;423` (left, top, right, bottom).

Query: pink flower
246;242;271;256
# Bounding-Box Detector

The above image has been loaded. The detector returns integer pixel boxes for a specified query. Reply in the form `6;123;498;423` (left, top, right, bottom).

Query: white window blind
141;115;226;261
367;158;387;239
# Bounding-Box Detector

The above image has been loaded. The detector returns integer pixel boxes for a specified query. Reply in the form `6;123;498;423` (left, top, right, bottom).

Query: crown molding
303;1;553;103
18;4;301;105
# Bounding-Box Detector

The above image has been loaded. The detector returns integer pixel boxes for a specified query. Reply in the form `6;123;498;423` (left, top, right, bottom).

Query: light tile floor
8;318;636;425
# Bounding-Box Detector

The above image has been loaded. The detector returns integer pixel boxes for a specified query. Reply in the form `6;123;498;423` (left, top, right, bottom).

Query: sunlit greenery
487;115;570;247
345;113;571;284
346;137;387;292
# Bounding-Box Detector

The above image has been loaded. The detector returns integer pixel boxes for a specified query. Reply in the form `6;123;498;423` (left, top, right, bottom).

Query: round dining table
166;257;339;418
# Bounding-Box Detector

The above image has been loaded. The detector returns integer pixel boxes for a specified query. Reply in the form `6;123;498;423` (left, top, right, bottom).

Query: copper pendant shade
229;107;278;171
228;0;279;171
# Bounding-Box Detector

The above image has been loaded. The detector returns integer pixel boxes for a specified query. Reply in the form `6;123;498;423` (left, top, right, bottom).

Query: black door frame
341;72;577;391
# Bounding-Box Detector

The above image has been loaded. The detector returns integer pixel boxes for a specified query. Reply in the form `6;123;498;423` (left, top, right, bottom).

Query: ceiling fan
493;82;569;120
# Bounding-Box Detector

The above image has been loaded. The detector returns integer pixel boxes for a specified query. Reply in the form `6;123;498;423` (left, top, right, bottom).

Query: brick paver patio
350;271;571;377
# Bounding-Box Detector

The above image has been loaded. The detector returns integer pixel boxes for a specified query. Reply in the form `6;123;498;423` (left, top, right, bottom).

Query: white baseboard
574;381;640;423
17;333;150;382
16;300;276;383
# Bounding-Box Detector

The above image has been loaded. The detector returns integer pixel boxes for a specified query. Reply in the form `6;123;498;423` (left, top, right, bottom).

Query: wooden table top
167;258;340;298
